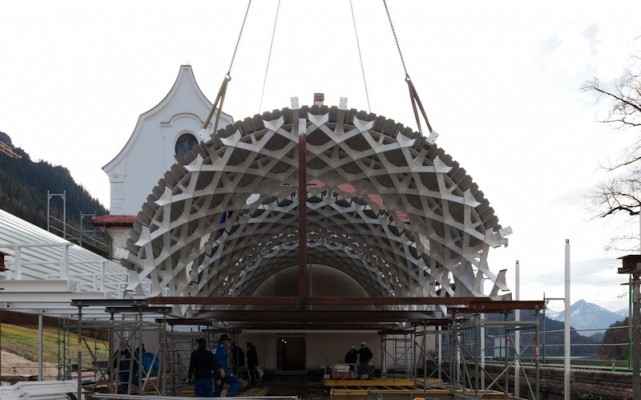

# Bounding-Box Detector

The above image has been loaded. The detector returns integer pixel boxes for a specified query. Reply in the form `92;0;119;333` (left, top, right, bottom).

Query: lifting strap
383;0;435;137
406;75;433;134
203;73;231;132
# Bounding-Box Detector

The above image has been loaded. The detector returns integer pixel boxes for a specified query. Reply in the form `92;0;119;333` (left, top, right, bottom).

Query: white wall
104;65;233;215
237;331;380;372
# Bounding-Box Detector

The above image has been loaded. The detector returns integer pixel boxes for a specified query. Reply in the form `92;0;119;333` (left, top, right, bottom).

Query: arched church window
174;132;198;164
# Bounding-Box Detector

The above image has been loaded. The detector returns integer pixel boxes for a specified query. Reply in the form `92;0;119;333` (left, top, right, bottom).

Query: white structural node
122;103;511;314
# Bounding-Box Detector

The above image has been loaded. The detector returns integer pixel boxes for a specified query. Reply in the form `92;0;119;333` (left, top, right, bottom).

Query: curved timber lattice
123;105;511;314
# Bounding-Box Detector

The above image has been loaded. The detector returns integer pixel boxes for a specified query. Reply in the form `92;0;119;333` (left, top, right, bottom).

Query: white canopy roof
0;209;153;319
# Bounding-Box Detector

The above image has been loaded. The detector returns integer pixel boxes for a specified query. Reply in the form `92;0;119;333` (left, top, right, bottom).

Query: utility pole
564;239;571;400
619;254;641;400
514;260;520;398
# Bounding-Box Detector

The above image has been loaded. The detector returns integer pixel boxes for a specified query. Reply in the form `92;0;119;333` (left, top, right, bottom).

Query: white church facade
95;65;233;260
103;65;233;216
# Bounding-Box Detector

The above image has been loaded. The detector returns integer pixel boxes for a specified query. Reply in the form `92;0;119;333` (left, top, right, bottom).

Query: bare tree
584;61;641;251
591;174;641;252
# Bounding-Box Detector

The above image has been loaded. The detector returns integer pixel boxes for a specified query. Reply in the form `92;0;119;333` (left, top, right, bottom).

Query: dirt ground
0;350;58;383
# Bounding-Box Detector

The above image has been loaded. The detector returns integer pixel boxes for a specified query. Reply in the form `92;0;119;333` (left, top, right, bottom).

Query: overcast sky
2;1;641;312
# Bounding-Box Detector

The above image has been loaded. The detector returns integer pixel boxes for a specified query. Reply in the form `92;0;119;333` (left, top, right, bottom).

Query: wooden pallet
324;378;504;400
240;386;270;397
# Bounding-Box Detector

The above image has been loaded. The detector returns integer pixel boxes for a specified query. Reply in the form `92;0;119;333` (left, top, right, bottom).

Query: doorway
276;336;305;371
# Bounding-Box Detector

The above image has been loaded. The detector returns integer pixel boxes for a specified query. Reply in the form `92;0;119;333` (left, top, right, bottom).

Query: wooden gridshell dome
122;104;511;315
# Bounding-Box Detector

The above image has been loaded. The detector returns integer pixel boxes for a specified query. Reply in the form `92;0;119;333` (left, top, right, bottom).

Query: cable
203;0;253;132
350;0;371;113
382;0;434;135
383;0;408;78
258;0;282;114
227;0;253;75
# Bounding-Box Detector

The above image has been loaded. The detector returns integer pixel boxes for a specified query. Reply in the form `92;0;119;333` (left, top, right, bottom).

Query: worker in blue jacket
212;334;239;396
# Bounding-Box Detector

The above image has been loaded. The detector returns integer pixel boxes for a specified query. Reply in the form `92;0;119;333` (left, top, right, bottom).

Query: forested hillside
0;131;108;231
599;317;630;360
484;310;600;358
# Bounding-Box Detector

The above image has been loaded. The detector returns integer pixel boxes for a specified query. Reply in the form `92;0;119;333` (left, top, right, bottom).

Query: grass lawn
1;323;109;364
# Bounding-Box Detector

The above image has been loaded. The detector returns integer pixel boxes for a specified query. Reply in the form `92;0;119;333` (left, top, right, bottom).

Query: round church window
175;132;198;164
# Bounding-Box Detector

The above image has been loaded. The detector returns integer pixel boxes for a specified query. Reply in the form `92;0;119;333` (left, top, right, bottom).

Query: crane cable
258;0;282;113
382;0;434;135
350;0;371;113
203;0;253;132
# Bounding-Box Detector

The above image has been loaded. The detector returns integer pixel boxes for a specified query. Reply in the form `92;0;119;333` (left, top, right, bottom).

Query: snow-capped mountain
544;308;560;319
615;308;629;319
551;299;625;334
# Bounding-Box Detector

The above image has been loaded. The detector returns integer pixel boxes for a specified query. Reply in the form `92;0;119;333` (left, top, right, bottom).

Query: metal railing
456;316;633;372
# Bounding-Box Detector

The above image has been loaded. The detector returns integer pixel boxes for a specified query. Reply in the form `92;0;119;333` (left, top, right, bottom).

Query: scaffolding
56;318;110;383
375;310;543;399
63;300;173;399
441;311;542;399
64;299;233;399
381;329;416;378
62;297;546;399
160;321;217;396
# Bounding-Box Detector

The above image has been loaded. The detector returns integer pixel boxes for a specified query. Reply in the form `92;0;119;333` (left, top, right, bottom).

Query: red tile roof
91;215;136;227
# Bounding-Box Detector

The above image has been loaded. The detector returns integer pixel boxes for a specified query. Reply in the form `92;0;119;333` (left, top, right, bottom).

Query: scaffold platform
322;378;504;400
